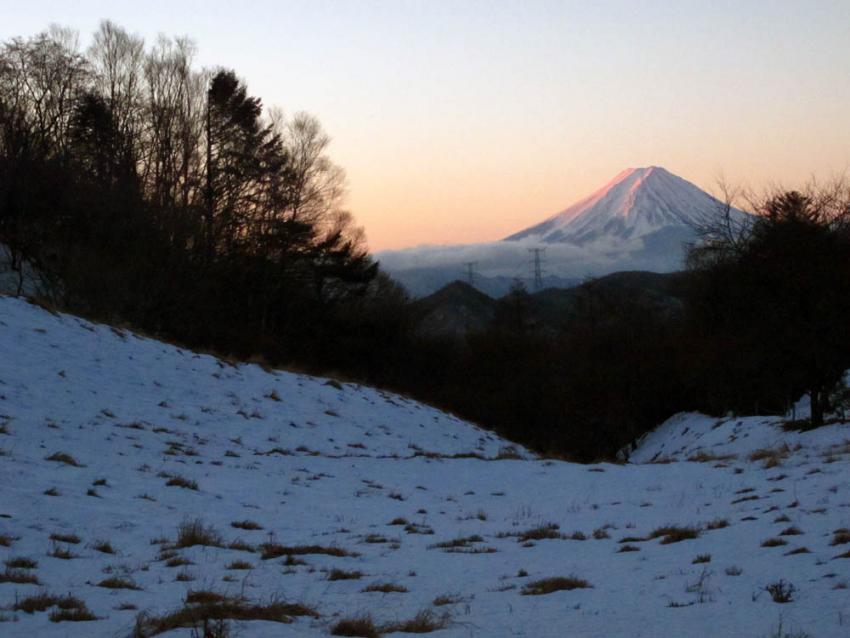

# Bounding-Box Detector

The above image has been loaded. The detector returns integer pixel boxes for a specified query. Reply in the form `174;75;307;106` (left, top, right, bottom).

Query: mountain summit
505;166;730;245
377;166;747;296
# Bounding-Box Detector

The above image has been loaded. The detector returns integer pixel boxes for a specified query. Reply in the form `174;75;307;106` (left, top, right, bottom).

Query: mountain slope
505;166;742;245
378;167;747;297
1;296;849;637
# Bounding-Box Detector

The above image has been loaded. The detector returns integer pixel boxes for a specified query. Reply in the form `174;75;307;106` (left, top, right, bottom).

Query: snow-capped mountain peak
505;166;734;245
377;166;749;296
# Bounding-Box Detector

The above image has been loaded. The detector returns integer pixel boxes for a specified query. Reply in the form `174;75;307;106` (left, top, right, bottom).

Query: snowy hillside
630;412;850;466
1;296;849;637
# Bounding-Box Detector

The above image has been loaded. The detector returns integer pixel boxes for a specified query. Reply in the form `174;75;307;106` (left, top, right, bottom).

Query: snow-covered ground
1;295;849;637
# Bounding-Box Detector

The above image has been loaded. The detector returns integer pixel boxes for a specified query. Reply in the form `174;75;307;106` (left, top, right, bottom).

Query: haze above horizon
3;0;850;250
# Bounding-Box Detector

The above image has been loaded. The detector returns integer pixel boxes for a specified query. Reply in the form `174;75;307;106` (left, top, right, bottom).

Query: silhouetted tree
0;27;89;294
688;186;850;426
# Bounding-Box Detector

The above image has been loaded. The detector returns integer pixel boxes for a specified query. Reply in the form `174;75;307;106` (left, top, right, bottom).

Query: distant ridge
411;280;496;336
411;271;688;336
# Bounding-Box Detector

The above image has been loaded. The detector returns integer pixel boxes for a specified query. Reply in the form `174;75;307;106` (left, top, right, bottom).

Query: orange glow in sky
4;1;850;250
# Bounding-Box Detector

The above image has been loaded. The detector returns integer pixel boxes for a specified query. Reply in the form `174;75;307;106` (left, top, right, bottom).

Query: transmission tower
528;248;545;290
463;261;478;287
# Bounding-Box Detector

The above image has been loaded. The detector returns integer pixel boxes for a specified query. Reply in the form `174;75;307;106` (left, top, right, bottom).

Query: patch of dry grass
331;610;449;637
521;576;591;595
761;537;788;548
165;475;198;490
498;523;562;543
748;444;791;468
765;579;795;603
331;615;380;637
432;593;463;606
4;556;37;569
132;594;318;637
92;540;116;554
44;452;83;467
428;535;486;551
830;529;850;546
260;543;356;559
227;539;256;553
361;582;408;593
97;577;141;590
687;451;737;463
648;525;700;544
383;610;449;633
49;607;98;622
327;569;363;581
175;519;223;548
165;556;193;568
403;523;434;535
0;567;39;584
48;543;77;559
14;592;86;614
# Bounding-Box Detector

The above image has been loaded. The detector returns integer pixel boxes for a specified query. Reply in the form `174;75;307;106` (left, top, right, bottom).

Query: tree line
0;23;397;366
3;23;849;462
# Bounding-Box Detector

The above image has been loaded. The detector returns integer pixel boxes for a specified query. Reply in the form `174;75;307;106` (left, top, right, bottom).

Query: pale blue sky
3;1;850;248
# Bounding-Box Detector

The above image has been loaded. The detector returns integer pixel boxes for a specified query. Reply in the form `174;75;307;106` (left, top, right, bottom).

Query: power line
528;248;545;290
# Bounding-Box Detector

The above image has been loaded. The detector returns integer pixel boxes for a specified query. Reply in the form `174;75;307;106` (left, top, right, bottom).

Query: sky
2;1;850;251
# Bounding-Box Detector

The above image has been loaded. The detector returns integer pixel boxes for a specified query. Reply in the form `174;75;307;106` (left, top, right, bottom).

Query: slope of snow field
1;295;849;637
